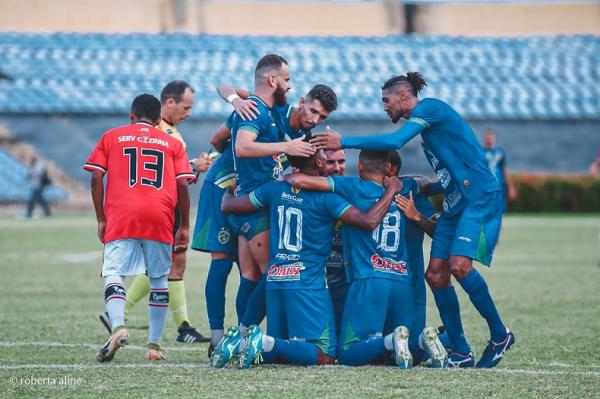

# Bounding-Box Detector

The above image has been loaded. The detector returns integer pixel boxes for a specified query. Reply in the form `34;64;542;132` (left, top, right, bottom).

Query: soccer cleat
98;312;112;334
476;329;515;368
96;328;129;363
238;324;263;369
392;326;413;369
447;351;476;368
420;326;448;368
145;347;165;361
176;321;210;343
210;326;242;368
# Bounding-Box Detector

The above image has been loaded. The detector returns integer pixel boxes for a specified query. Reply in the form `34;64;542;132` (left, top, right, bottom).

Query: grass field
1;213;599;398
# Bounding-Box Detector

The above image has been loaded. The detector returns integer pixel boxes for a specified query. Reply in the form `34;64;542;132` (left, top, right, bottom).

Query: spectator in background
483;129;517;210
26;155;51;218
590;150;600;177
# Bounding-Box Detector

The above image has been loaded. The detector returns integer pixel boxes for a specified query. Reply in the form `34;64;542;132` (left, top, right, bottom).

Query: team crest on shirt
370;254;408;275
217;228;231;244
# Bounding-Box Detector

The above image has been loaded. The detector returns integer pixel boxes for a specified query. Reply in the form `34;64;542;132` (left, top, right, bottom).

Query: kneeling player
84;94;195;362
285;150;448;368
212;146;402;368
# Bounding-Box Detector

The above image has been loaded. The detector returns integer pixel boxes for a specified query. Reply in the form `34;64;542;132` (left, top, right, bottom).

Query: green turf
1;214;599;398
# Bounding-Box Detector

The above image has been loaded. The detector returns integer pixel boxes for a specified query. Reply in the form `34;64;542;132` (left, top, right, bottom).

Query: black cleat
176;321;210;343
98;312;112;334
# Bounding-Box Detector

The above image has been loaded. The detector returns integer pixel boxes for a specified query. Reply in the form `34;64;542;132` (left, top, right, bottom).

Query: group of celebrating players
84;53;515;369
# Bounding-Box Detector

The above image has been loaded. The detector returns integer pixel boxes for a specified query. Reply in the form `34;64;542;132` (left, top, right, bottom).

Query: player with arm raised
213;146;402;368
217;83;338;333
311;72;514;368
84;94;195;362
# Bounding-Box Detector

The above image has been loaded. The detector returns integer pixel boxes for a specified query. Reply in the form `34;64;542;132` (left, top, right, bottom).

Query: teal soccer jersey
231;95;287;194
327;176;418;284
342;98;500;209
249;182;351;290
272;103;308;140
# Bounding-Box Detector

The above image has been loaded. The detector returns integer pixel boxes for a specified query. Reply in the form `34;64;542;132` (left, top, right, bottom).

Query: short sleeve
224;112;236;129
173;141;196;182
237;112;268;136
320;193;352;220
249;182;276;209
327;176;354;198
83;134;109;174
409;98;444;128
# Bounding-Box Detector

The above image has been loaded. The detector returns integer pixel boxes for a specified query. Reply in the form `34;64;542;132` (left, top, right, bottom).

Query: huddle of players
87;52;514;368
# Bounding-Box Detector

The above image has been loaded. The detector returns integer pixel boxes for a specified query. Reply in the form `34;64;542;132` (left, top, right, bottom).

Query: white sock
211;329;224;346
384;333;394;350
262;335;275;352
103;275;126;331
239;337;247;351
239;324;248;337
147;275;169;346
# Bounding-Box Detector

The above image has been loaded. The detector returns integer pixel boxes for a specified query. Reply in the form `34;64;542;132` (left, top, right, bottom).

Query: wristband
226;94;240;104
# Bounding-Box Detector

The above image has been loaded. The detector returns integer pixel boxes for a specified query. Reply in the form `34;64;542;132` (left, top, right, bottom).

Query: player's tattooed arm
210;123;232;153
339;176;404;230
174;180;191;253
283;172;330;191
395;191;436;237
90;171;106;243
217;84;259;121
221;191;259;214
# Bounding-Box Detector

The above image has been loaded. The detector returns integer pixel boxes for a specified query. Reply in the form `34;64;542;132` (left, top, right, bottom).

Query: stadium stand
0;148;67;202
0;33;598;120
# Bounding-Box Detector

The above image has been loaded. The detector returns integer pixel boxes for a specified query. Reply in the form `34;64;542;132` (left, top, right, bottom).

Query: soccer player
84;94;195;362
191;116;238;354
116;81;210;343
311;72;515;368
483;129;517;210
284;150;447;368
217;83;339;332
219;55;319;339
214;146;404;368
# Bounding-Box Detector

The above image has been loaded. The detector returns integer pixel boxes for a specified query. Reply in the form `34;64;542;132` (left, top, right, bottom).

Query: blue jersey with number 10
249;182;351;290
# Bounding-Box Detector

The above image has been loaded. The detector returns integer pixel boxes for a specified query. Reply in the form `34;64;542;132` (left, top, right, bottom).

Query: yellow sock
125;274;151;316
168;280;189;327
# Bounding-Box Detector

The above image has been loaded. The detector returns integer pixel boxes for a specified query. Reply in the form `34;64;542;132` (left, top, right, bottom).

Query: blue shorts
339;278;414;352
266;288;337;357
191;181;236;255
431;191;503;266
228;209;269;241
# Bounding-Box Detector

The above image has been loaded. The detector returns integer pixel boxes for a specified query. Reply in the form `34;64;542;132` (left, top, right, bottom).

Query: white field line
0;341;198;352
0;341;599;377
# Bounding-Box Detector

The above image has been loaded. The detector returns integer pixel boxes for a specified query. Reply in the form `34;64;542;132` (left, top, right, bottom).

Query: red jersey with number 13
83;122;195;244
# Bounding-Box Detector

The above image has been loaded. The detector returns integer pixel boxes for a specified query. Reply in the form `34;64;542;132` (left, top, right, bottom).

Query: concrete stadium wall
1;0;599;36
0;114;598;188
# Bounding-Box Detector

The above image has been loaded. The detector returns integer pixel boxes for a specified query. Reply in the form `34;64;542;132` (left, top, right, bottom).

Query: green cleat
392;325;412;369
238;324;264;369
210;326;242;368
420;326;448;368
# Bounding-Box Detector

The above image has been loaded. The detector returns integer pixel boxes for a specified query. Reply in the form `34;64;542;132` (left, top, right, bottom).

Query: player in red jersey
84;94;195;362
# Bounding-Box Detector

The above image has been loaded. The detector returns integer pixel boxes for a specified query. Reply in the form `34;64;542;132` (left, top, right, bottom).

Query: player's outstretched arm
339;176;404;230
236;130;315;158
90;171;106;243
395;192;436;237
283;172;330;192
216;84;258;121
174;180;191;253
311;121;424;151
399;174;443;197
221;191;259;215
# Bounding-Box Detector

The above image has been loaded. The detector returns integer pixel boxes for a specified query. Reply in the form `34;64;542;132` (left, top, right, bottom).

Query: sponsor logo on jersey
281;192;304;204
437;168;451;189
267;263;302;281
118;135;170;147
275;253;300;261
217;228;231;244
241;222;251;234
370;254;408;275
